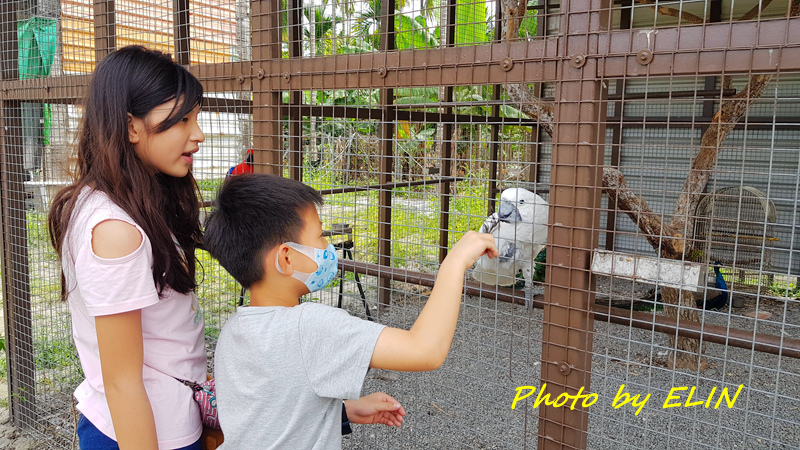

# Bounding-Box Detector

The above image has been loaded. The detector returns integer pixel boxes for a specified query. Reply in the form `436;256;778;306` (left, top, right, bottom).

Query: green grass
318;182;489;272
197;177;225;206
715;266;800;299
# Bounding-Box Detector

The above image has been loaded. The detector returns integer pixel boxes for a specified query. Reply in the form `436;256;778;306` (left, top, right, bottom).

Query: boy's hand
345;392;406;427
445;231;499;270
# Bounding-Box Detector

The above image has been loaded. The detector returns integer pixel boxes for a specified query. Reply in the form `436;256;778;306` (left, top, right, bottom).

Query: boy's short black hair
203;173;323;288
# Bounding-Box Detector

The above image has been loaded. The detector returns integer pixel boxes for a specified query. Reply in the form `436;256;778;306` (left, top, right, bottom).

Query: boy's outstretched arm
370;231;498;371
345;392;406;427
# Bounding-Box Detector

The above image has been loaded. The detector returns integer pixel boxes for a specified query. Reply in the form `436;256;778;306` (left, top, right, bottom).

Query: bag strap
174;377;203;392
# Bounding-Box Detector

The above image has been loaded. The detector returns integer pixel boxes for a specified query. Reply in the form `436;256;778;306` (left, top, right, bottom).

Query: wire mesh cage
1;0;800;448
694;186;777;269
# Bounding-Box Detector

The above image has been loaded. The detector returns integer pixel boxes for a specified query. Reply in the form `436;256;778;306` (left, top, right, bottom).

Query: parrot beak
498;201;521;222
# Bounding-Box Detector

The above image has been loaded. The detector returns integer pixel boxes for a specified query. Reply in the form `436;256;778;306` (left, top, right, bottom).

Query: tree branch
501;0;527;41
634;0;705;24
739;0;774;20
506;84;555;137
669;74;773;234
603;167;685;258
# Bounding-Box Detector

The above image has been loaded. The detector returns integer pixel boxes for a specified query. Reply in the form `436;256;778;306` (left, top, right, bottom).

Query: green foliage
396;15;438;49
320;181;490;271
395;87;439;105
532;248;547;282
196;177;224;203
770;281;800;299
454;0;489;45
518;0;538;39
26;211;58;261
35;338;80;371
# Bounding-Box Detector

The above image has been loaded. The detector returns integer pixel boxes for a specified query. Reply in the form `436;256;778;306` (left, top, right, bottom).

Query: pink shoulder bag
176;377;220;429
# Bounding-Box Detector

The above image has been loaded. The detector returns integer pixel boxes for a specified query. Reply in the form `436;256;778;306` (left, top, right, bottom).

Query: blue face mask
275;242;339;293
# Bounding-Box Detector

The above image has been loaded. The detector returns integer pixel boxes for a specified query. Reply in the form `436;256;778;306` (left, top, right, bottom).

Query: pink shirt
63;188;206;449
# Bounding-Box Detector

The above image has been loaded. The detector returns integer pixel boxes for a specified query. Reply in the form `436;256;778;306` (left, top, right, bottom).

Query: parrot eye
519;200;525;204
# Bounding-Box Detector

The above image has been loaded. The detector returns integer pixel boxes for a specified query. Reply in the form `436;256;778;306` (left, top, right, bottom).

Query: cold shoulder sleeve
67;190;160;316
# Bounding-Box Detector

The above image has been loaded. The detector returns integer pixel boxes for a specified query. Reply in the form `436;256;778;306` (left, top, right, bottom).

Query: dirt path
0;300;43;449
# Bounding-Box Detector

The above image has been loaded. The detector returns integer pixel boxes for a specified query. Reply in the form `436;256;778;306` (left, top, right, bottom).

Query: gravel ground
334;276;800;450
0;275;797;449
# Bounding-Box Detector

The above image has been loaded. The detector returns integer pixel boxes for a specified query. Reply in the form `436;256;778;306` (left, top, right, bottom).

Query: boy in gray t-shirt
204;174;498;449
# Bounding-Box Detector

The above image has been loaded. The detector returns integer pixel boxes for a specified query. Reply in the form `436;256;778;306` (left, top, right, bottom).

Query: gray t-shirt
215;302;386;449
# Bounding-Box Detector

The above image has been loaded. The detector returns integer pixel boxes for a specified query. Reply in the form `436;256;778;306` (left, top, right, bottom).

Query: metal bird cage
693;186;777;270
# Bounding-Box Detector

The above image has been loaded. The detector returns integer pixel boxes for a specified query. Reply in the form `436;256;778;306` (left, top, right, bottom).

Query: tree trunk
660;287;708;371
498;1;796;373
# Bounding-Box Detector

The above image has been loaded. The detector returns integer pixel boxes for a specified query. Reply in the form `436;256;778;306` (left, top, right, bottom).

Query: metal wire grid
1;0;800;448
590;71;800;449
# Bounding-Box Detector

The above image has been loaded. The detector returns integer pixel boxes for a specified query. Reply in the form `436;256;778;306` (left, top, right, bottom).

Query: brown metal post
93;0;116;62
485;0;504;215
1;1;37;427
437;0;457;263
252;0;283;175
437;86;454;263
700;0;722;137
288;0;303;181
525;0;546;187
538;0;609;448
173;0;191;66
376;0;396;306
603;2;630;251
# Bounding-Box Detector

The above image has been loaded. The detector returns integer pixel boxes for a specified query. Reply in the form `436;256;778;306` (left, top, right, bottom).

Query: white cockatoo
471;188;548;304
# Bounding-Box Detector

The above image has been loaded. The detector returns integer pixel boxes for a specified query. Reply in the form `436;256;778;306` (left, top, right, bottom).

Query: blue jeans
78;415;202;450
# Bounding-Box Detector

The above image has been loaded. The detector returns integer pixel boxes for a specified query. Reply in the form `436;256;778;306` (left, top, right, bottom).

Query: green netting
18;17;57;79
18;17;57;149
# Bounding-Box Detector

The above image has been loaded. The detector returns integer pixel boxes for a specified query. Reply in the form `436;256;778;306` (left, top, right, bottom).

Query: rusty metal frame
338;259;800;359
376;0;396;306
536;0;609;445
436;0;458;263
252;0;282;175
94;0;116;62
287;0;304;181
1;1;36;428
173;0;191;66
0;0;799;445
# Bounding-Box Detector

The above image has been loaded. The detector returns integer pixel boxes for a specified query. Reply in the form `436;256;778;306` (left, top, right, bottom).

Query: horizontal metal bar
203;96;253;113
338;258;800;360
188;61;253;92
0;63;252;102
283;104;540;126
405;88;738;105
255;17;800;91
317;176;461;196
3;17;799;99
600;17;800;78
0;74;91;103
610;116;800;130
262;38;557;90
199;176;462;208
